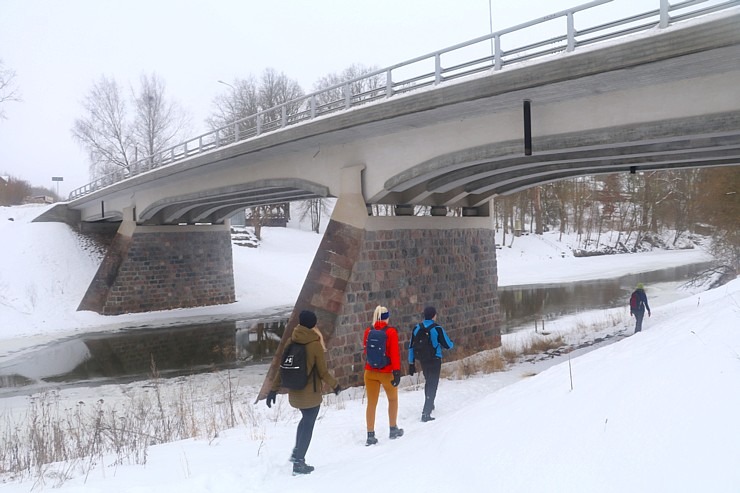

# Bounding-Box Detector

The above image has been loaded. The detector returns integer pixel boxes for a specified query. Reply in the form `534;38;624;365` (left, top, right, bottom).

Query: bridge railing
68;0;739;200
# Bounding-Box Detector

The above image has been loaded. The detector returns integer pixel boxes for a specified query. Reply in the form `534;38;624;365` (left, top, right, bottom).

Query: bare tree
259;68;304;124
73;74;190;181
132;73;189;162
297;198;332;233
695;167;740;270
313;63;384;111
0;60;21;120
0;175;31;206
207;76;260;137
208;68;304;138
72;76;133;179
208;69;304;238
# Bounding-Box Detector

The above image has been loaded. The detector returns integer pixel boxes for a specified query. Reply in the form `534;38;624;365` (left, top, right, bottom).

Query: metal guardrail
68;0;739;200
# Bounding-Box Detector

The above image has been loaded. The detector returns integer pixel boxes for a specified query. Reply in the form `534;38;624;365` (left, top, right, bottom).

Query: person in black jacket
630;283;651;333
408;306;454;422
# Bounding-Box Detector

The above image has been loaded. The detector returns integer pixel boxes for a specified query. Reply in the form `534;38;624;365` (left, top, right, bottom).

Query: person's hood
291;325;320;344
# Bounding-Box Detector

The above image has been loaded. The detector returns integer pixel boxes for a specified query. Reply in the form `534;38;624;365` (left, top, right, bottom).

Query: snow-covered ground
1;203;738;492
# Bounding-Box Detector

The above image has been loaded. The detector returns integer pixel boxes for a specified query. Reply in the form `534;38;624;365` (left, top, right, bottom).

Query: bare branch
72;76;133;179
0;59;21;119
132;72;190;161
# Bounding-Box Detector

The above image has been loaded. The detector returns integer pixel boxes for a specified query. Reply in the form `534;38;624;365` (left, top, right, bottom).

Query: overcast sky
1;0;651;196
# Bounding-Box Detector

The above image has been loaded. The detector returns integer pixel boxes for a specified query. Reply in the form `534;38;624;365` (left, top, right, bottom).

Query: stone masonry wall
80;226;235;315
329;225;501;386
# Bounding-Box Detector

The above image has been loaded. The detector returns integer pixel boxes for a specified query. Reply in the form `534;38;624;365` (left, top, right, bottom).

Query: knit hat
423;306;437;320
299;310;317;329
636;283;644;290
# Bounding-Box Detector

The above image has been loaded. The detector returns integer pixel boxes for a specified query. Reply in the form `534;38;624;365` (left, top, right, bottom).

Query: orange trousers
364;370;398;432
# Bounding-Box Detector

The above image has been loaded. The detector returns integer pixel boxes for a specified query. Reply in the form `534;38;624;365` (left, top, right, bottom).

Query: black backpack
366;327;390;369
279;342;310;389
411;323;438;363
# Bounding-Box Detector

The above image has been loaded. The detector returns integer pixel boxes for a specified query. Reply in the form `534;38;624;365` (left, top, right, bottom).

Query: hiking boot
365;431;378;446
292;459;314;475
421;414;435;422
389;426;404;439
289;448;299;463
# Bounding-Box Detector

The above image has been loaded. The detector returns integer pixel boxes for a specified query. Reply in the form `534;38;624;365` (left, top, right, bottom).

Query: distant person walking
629;283;651;333
266;310;341;475
408;306;454;422
362;305;404;446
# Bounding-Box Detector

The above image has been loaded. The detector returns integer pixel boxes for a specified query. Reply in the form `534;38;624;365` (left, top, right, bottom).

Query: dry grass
443;331;569;380
0;361;261;481
521;334;566;355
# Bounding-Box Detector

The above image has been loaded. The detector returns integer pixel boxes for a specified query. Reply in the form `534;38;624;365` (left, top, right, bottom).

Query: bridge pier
260;166;501;395
78;212;235;315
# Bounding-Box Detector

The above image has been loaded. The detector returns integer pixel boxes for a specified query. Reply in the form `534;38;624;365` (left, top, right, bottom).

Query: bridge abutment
261;166;501;395
78;218;235;315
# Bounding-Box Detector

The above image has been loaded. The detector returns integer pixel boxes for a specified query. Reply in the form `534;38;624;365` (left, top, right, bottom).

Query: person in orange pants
363;305;404;445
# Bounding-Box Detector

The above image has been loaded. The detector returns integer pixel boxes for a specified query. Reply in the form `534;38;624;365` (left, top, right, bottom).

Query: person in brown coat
266;310;341;475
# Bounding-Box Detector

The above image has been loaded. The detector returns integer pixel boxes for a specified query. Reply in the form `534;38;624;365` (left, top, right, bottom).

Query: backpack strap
409;323;419;348
427;324;440;350
410;323;439;347
301;340;317;392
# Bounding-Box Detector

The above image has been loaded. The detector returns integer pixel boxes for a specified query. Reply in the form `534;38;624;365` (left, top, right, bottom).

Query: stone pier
78;219;235;315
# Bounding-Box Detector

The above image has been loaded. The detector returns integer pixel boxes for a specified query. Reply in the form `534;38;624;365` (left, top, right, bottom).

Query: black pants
634;310;645;333
294;405;320;461
422;358;442;416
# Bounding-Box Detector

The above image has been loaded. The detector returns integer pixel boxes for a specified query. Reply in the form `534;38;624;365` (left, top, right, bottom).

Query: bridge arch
137;179;331;225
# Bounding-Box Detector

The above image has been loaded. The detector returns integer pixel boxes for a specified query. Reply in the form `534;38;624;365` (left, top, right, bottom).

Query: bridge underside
380;111;740;207
137;179;330;225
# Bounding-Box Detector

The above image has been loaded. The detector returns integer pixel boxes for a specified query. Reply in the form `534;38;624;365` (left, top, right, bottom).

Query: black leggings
294;405;320;461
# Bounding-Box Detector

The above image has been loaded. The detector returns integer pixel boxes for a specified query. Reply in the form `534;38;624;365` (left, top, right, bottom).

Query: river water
499;261;712;333
0;261;711;396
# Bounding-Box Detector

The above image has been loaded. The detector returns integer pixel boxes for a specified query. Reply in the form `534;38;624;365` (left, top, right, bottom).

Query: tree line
492;167;738;271
0;175;58;206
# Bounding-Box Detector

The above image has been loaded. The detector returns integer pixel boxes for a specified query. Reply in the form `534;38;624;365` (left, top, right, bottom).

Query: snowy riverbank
1;203;739;491
0;204;712;351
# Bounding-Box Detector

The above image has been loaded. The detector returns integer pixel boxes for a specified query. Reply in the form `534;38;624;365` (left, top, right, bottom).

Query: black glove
334;385;342;395
392;370;401;387
266;390;277;408
408;363;416;376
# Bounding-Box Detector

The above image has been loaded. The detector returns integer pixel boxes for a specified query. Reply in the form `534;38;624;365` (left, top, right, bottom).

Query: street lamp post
217;80;235;91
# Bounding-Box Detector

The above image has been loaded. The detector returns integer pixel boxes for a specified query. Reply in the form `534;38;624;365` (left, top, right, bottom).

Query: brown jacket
271;325;338;409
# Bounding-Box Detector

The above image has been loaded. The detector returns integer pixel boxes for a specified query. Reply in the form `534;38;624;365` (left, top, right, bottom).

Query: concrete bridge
37;1;740;390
